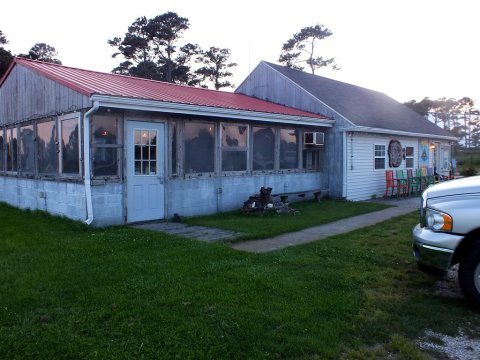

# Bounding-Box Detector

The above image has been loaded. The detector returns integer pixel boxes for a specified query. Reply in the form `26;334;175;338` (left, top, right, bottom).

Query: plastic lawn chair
385;170;397;197
407;168;420;196
395;169;408;197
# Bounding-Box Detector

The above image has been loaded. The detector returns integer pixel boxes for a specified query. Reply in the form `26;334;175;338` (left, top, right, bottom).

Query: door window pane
37;120;57;175
61;118;80;174
133;129;157;175
20;124;35;173
280;129;298;169
253;127;275;171
184;122;215;173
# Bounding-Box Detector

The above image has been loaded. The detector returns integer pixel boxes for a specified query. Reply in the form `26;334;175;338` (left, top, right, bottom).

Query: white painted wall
344;132;450;201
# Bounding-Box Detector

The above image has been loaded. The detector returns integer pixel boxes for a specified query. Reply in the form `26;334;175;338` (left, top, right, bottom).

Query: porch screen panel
252;127;275;171
184;122;214;173
280;129;298;169
6;127;18;172
37;119;57;175
221;124;247;172
61;118;80;174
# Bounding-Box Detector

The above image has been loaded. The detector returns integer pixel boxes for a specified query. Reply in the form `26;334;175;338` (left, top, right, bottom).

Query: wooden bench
271;190;322;203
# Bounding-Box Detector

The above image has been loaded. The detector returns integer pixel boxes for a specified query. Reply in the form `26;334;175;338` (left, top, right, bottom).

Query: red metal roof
2;58;328;120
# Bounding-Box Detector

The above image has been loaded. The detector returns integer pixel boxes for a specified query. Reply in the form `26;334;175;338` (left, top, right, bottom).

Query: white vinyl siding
345;133;420;201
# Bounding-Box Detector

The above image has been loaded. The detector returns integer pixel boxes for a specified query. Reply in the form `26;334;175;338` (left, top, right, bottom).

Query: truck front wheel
459;242;480;310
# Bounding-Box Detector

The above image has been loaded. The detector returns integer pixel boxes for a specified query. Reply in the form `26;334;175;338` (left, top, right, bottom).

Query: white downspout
83;101;100;225
342;131;348;198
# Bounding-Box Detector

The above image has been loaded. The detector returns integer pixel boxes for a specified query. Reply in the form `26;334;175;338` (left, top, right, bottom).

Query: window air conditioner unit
304;132;324;145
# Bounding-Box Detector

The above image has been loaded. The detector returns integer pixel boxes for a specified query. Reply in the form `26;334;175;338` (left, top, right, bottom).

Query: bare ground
416;266;480;360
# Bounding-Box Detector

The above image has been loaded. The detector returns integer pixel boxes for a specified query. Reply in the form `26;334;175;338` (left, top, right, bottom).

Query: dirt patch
433;265;464;300
417;266;480;359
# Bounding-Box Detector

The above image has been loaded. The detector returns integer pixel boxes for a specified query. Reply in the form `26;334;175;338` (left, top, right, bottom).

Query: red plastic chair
385;170;397;197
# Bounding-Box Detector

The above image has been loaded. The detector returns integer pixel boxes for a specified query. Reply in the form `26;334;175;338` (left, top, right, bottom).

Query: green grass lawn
184;199;390;241
1;202;478;359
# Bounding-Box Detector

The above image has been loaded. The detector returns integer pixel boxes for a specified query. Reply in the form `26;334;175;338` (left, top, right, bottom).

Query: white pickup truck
413;176;480;308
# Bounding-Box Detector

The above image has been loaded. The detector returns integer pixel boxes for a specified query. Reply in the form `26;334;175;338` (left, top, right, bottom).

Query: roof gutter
339;125;457;141
90;95;335;127
83;101;100;225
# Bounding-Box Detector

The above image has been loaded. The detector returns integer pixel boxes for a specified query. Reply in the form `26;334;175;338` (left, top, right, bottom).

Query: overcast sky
2;0;478;105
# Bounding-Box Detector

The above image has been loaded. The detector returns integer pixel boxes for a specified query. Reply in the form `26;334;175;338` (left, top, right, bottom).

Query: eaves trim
91;95;335;127
342;125;457;141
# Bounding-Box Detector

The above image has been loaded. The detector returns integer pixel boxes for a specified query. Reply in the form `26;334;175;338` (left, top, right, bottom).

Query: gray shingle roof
264;62;453;138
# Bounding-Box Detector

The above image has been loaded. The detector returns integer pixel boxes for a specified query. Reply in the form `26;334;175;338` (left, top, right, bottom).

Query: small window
252;126;275;171
91;114;122;177
19;123;35;174
405;146;414;168
6;126;18;173
59;114;81;175
280;129;298;169
221;123;248;172
184;122;215;174
37;119;58;175
374;144;386;169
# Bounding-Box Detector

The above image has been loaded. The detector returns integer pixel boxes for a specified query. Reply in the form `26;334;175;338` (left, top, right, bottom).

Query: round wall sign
388;140;403;168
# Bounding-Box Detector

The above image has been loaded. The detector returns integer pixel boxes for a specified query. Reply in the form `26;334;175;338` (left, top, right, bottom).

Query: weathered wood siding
0;64;90;124
238;62;351;126
236;62;354;198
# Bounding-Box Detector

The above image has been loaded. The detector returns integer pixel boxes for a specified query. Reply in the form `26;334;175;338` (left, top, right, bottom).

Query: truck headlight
425;209;453;232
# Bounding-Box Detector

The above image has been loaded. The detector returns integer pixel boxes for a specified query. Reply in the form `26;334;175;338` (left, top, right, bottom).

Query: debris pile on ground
241;187;299;215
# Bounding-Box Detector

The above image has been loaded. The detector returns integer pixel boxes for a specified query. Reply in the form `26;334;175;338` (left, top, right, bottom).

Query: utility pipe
83;101;100;225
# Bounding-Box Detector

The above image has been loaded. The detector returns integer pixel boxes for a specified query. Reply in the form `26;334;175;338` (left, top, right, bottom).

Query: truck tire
459;242;480;310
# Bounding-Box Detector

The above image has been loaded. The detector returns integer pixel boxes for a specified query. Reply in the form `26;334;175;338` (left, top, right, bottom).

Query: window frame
405;146;414;169
220;122;249;174
183;121;216;178
251;125;276;173
279;128;300;171
5;125;18;174
19;122;35;176
36;117;58;178
302;129;324;171
374;144;386;170
58;113;82;178
90;113;123;180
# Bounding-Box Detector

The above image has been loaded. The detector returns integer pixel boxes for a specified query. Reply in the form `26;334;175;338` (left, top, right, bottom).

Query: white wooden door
127;121;165;222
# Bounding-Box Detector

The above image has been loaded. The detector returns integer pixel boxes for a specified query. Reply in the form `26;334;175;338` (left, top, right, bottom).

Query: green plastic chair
416;168;427;191
395;169;408;197
407;168;420;196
